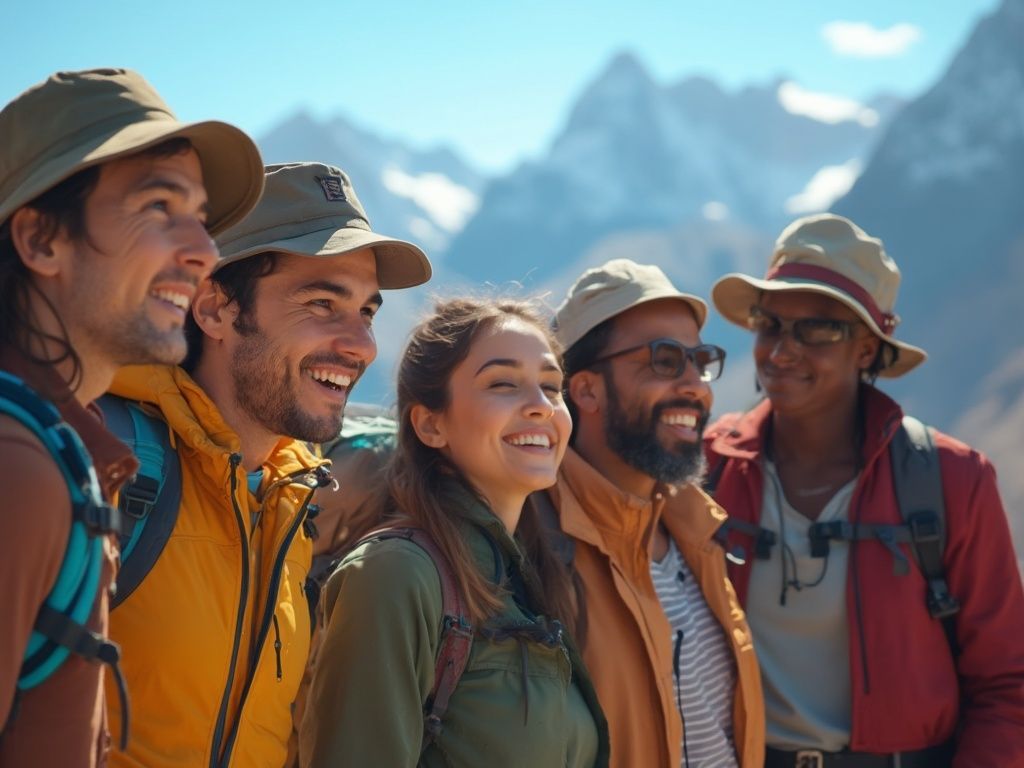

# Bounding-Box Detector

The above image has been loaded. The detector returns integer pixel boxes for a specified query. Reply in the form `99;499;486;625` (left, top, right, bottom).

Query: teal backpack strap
890;415;959;653
97;395;181;609
0;372;129;747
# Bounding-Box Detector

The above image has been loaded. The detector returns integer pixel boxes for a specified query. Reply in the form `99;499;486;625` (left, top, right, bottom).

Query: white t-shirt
745;460;857;751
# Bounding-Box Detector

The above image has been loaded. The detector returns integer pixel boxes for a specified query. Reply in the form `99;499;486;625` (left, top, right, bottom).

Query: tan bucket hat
0;68;264;235
554;258;708;350
712;213;926;377
215;162;432;290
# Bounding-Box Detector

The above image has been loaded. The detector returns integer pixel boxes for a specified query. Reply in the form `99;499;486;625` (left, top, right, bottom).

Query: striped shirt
651;537;738;768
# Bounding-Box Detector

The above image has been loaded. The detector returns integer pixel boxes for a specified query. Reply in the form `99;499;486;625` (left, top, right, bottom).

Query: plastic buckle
926;579;961;619
81;501;124;536
907;510;941;543
121;475;159;519
442;615;473;639
795;750;824;768
808;521;847;558
755;529;777;559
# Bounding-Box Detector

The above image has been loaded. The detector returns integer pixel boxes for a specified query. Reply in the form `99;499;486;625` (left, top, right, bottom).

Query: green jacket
300;482;609;767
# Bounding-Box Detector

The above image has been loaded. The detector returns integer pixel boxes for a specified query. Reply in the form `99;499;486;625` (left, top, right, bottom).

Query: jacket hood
109;364;323;476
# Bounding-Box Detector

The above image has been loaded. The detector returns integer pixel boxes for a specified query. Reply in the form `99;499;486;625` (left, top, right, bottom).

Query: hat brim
215;224;432;290
711;273;926;378
0;118;263;236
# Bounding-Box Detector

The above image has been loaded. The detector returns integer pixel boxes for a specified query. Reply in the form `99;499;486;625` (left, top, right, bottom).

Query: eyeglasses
748;305;862;347
589;338;726;382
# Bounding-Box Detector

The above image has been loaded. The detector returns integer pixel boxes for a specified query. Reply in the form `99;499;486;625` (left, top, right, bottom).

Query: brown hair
383;297;581;631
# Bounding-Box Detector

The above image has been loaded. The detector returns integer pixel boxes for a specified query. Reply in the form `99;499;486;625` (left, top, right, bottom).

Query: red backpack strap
355;525;474;750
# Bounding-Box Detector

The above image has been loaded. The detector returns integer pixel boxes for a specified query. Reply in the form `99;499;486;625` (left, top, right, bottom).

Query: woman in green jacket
300;297;609;768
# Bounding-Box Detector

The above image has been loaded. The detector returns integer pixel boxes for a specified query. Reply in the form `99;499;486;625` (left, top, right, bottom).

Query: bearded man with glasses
544;259;765;768
705;214;1024;768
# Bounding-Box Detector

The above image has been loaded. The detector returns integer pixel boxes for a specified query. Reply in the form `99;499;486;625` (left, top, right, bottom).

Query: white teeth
308;369;352;388
151;289;190;310
662;413;698;428
508;434;551;448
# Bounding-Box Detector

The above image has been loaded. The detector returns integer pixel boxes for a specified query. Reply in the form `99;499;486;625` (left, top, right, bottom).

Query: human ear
8;207;71;278
190;279;237;342
410;404;448;449
567;370;603;415
856;333;881;372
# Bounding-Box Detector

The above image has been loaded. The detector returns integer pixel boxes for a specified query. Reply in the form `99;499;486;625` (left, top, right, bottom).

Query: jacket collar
109;364;323;477
707;384;906;468
1;346;138;499
555;448;667;570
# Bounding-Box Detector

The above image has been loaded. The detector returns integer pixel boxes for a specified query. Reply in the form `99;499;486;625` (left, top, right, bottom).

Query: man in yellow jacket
105;162;432;767
550;259;765;768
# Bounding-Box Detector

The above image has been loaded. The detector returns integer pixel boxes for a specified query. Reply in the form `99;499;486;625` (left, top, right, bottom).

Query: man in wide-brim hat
705;213;1024;768
0;68;263;767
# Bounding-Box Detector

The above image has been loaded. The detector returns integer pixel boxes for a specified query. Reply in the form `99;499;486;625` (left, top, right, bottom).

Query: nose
330;316;378;369
767;331;800;364
674;355;714;408
523;385;555;419
174;217;218;279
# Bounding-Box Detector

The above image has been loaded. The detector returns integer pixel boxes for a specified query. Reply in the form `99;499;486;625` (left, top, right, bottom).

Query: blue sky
4;0;1000;173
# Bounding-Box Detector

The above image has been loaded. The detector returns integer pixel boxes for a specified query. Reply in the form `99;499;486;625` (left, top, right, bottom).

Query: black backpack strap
527;490;575;567
97;395;182;609
355;526;473;752
715;517;778;563
891;415;959;651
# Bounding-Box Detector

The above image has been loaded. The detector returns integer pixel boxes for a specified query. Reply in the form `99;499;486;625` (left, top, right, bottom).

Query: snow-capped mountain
442;51;901;287
258;111;486;253
835;0;1024;549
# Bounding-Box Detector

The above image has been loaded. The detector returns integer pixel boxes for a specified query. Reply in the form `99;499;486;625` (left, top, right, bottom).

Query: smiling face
753;291;879;418
574;299;714;486
58;147;216;366
220;248;380;443
417;317;571;516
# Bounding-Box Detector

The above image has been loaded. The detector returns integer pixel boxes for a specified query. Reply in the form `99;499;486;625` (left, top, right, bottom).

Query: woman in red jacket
704;213;1024;768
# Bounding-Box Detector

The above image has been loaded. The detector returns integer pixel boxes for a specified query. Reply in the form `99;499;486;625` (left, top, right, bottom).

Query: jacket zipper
673;630;690;768
216;478;316;765
272;614;282;681
209;453;250;768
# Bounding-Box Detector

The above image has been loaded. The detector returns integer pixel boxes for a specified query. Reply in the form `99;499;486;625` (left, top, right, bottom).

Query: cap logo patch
316;175;347;202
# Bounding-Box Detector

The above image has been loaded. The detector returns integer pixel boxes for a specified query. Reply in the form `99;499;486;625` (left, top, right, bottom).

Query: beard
603;376;708;486
230;319;357;443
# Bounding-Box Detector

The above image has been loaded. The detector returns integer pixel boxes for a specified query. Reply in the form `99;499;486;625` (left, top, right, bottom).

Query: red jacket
704;386;1024;765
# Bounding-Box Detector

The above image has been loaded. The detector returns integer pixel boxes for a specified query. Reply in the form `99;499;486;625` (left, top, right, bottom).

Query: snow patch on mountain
381;166;479;232
777;82;879;126
786;159;862;213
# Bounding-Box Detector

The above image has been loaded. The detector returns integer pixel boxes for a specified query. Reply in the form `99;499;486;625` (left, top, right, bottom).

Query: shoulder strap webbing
890;415;959;649
527;490;575;567
97;395;182;609
0;373;129;748
355;525;473;752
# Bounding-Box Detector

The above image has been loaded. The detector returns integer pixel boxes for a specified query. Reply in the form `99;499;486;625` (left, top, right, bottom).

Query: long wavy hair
381;297;581;630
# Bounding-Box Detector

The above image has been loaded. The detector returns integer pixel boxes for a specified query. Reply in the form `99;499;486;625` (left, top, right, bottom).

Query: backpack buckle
79;500;125;536
754;528;777;559
907;510;941;544
120;474;159;519
926;579;961;619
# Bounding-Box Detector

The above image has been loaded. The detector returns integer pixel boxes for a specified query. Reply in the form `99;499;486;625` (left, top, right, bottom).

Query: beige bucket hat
0;68;264;235
712;213;926;377
554;259;708;351
215;162;432;290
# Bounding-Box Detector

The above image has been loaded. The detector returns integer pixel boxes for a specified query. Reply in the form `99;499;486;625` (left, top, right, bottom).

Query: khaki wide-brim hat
216;162;431;290
712;213;926;378
554;258;708;351
0;68;263;235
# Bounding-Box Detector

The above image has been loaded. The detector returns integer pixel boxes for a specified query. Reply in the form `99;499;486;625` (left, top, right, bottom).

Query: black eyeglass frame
587;338;726;382
747;305;864;347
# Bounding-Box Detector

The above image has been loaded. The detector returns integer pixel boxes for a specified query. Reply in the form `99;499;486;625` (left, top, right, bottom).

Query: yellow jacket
552;449;765;768
105;365;325;768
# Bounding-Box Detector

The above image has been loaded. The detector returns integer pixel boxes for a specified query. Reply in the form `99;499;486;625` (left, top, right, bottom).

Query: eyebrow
294;280;383;309
132;177;210;215
475;358;562;376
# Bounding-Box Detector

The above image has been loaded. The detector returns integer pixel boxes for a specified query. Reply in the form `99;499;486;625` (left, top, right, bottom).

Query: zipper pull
272;614;283;682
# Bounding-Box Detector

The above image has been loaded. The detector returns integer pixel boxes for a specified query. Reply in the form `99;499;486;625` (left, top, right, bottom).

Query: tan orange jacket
552;449;764;768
